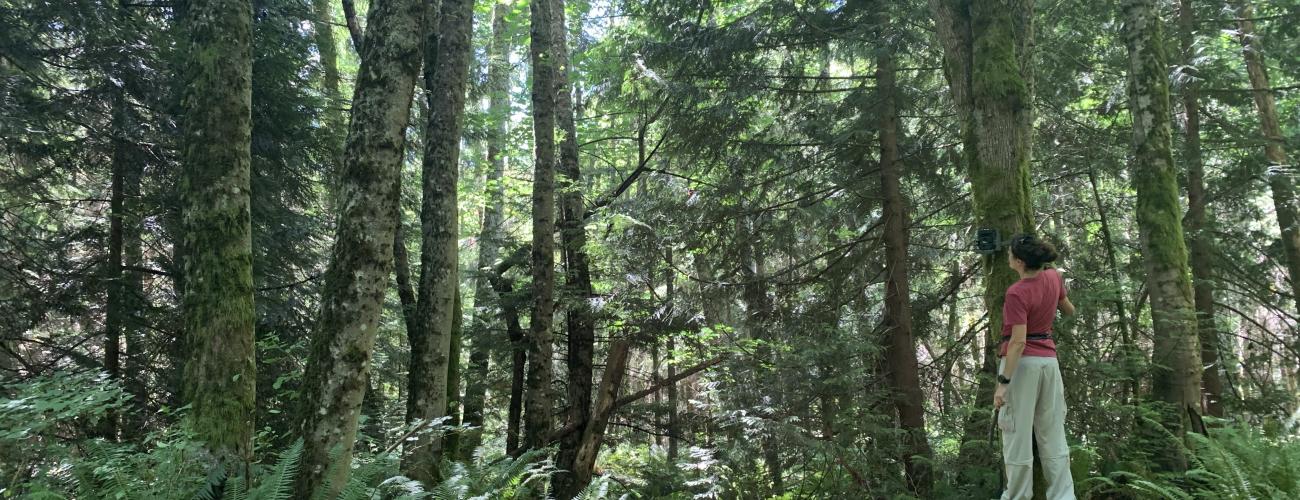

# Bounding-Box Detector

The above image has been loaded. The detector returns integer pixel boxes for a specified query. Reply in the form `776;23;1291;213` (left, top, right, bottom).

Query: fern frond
223;471;249;500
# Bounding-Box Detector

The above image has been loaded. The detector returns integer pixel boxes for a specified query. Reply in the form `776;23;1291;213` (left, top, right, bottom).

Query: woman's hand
994;383;1008;409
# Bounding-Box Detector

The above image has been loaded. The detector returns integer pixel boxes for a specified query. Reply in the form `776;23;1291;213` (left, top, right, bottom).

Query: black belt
1002;333;1052;342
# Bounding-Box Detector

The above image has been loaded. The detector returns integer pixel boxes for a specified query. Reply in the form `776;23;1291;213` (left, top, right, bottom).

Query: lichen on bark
293;0;424;496
178;0;257;466
404;0;475;482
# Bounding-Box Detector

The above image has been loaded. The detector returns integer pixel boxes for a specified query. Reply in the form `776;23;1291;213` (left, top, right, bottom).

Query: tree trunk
930;0;1035;473
502;276;528;456
444;292;464;460
178;0;257;465
293;0;423;495
341;0;364;52
103;87;132;439
569;340;631;494
1177;0;1225;418
394;205;418;333
312;0;344;206
120;116;147;438
551;0;599;492
1086;170;1139;403
461;0;512;459
737;218;783;495
1233;0;1300;318
876;20;934;494
651;338;662;447
104;84;146;439
524;0;558;452
312;0;340;100
665;249;679;461
404;0;475;482
1122;0;1204;458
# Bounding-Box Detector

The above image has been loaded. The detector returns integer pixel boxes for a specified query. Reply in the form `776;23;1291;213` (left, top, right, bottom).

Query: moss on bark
931;0;1035;479
524;0;558;452
178;0;257;466
403;0;476;483
293;0;424;495
1123;0;1204;454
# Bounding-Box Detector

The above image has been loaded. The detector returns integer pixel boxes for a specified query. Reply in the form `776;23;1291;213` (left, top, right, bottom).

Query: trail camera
975;228;1001;255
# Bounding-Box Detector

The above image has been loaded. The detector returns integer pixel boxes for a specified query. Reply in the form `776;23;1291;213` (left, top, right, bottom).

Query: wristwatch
997;374;1012;385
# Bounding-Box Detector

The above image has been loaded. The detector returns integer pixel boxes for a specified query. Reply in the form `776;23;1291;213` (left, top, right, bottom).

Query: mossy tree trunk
1177;0;1226;418
293;0;423;495
1233;0;1300;319
930;0;1035;474
524;0;558;452
461;0;512;459
876;12;933;494
403;0;475;483
1122;0;1204;455
551;0;600;493
178;0;257;466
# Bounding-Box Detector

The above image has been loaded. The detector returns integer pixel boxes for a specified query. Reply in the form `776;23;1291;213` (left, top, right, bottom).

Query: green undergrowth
3;372;1297;499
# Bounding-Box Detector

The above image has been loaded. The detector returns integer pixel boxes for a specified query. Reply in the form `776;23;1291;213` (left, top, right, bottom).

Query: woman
994;234;1076;499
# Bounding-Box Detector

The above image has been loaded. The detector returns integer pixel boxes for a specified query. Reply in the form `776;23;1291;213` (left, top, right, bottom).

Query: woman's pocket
998;404;1015;433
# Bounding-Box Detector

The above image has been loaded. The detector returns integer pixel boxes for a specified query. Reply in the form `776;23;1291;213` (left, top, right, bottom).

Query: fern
243;439;302;500
225;472;249;500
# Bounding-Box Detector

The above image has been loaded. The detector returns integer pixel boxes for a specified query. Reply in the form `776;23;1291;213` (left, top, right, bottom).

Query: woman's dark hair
1010;233;1059;270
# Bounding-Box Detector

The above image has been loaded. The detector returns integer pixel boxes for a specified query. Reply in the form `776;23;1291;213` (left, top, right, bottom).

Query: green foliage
1074;422;1300;500
0;374;557;500
0;371;210;497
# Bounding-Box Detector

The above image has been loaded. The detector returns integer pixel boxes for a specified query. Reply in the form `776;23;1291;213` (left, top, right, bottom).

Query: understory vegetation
3;0;1299;498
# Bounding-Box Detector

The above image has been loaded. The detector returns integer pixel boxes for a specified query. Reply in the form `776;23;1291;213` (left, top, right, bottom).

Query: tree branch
614;355;726;409
341;0;365;53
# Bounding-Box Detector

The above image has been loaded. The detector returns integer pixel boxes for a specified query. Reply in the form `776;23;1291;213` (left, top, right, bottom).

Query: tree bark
444;292;464;460
499;275;528;457
568;340;631;493
120;116;147;438
394;205;418;333
178;0;257;465
341;0;364;52
104;86;146;439
737;217;783;495
486;246;531;456
294;0;423;495
665;249;679;461
1086;170;1139;403
1122;0;1204;458
403;0;475;482
461;0;512;459
1178;0;1226;418
876;18;934;494
549;0;600;492
930;0;1035;472
524;0;558;452
1233;0;1300;318
312;0;344;206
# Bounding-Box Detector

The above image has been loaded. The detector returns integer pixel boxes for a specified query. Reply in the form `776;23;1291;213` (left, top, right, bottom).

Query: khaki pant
998;356;1075;500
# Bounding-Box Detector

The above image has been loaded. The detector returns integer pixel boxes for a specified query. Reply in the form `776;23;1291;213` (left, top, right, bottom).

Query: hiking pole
991;407;1004;494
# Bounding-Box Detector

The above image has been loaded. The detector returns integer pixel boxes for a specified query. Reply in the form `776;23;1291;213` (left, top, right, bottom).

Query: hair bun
1011;233;1059;270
